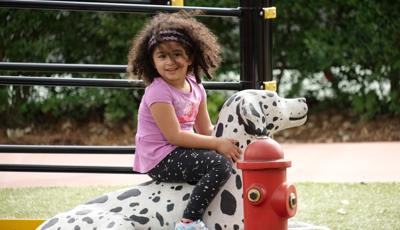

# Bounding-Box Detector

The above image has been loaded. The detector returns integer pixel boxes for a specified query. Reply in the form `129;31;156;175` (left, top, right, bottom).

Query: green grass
292;183;400;230
0;186;126;219
1;183;399;230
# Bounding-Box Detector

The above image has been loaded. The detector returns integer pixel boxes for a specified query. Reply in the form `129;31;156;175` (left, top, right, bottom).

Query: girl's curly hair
127;11;221;85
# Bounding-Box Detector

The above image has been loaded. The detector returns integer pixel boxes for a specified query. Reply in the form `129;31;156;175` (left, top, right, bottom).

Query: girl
127;11;241;230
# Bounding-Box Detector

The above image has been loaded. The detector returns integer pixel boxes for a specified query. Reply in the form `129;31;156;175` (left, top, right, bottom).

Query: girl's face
152;41;192;86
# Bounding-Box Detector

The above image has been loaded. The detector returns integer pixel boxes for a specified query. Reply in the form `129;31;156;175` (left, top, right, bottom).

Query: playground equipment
0;1;327;230
32;89;310;230
237;138;297;230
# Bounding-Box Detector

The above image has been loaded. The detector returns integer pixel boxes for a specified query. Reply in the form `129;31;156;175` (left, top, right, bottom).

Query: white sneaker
175;220;209;230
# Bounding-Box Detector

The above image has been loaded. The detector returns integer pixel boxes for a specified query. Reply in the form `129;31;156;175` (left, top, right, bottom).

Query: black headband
148;29;193;51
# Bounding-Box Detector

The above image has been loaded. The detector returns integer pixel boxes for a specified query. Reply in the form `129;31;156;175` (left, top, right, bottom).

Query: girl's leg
148;147;232;221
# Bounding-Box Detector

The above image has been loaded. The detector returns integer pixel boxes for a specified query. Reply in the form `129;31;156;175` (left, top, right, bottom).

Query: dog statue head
213;89;307;149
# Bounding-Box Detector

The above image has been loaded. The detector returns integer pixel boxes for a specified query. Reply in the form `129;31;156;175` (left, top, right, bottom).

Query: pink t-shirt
133;75;206;173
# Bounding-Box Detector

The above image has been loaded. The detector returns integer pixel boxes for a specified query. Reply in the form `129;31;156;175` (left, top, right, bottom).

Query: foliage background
0;0;399;128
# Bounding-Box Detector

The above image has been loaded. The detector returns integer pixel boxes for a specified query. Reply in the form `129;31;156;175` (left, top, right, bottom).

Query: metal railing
0;0;275;174
0;0;241;16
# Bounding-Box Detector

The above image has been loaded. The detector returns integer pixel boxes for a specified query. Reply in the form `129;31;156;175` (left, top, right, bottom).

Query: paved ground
1;142;399;188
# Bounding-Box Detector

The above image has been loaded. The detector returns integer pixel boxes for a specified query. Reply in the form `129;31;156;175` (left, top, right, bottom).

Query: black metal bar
239;0;272;89
0;76;243;90
0;0;241;17
0;145;135;154
85;0;152;4
0;164;141;174
0;76;144;88
0;62;126;73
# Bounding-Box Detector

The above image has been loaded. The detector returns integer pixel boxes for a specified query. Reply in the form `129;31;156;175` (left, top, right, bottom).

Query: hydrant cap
244;138;284;161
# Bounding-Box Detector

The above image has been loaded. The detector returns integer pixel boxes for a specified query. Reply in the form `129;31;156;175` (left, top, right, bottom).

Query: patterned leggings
147;147;232;221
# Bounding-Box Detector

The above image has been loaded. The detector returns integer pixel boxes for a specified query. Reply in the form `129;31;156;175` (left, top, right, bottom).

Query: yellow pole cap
263;80;277;92
171;0;184;6
263;7;277;19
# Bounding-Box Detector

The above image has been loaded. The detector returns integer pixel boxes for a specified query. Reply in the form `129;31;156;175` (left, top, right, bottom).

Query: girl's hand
215;138;242;162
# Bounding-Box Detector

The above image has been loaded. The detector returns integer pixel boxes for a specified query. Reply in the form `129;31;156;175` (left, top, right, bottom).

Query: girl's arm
194;100;214;136
150;102;241;162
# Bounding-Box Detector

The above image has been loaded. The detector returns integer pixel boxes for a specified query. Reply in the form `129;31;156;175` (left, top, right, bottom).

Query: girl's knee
218;157;233;182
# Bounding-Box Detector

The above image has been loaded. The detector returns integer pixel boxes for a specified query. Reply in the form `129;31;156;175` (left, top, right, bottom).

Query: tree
274;0;400;118
1;0;399;127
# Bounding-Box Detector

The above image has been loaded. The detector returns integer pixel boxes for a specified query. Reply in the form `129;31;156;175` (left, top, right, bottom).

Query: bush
0;0;399;127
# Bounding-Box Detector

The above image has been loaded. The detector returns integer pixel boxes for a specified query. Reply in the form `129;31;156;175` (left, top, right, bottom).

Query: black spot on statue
249;103;260;118
152;196;160;202
67;218;75;223
267;92;274;97
273;101;277;106
156;212;164;226
175;185;183;190
225;95;237;107
235;175;242;189
167;203;174;212
74;225;80;230
110;207;122;213
228;115;234;122
208;211;212;216
234;224;240;230
183;193;190;201
273;116;279;122
86;195;108;204
117;188;141;200
245;119;258;134
129;215;150;225
40;218;58;230
129;202;139;207
215;123;224;137
107;221;115;228
220;190;237;215
82;217;94;224
266;123;274;130
76;209;91;215
215;223;222;230
139;180;154;186
139;208;148;214
259;101;265;110
237;104;266;136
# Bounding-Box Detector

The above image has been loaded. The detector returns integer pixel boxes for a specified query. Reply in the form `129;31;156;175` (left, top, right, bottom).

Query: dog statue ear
236;92;267;136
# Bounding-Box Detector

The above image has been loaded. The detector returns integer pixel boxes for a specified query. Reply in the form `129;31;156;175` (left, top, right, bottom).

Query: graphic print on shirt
177;100;199;124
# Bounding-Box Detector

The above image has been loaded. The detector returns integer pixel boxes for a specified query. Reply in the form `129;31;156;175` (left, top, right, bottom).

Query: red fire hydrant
237;138;297;230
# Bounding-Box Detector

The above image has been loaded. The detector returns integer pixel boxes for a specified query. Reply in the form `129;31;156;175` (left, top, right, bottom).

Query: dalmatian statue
38;89;329;230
